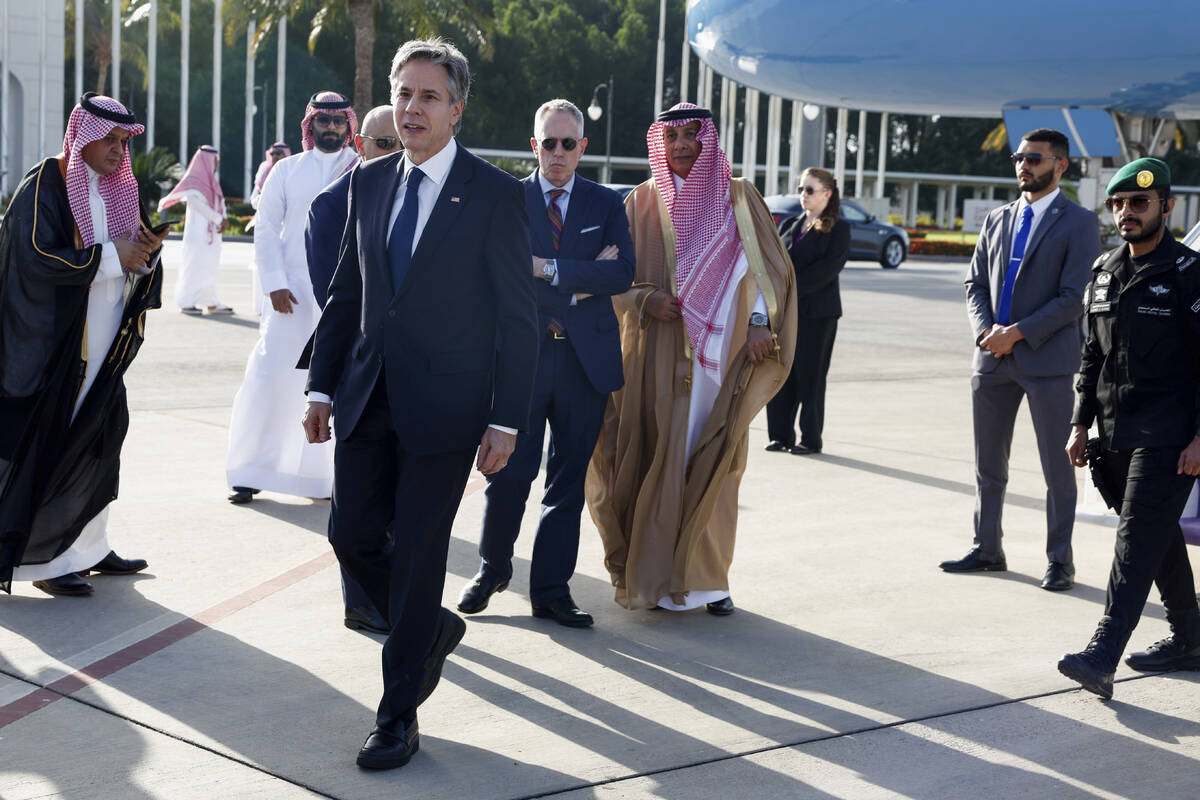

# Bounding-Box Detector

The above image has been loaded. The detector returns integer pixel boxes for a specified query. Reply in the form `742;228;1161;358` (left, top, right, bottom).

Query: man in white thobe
1;93;163;596
226;92;359;503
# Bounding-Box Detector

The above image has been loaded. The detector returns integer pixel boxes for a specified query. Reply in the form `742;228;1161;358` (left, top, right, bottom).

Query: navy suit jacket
307;145;539;453
305;169;353;309
525;171;634;394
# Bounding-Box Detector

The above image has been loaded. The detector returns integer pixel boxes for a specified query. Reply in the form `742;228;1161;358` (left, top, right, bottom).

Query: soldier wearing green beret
1059;157;1200;698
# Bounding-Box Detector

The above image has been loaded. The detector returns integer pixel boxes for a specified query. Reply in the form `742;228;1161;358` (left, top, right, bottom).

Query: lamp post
587;76;614;184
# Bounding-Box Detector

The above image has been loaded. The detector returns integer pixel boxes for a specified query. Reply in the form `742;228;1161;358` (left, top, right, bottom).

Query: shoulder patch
1177;254;1197;273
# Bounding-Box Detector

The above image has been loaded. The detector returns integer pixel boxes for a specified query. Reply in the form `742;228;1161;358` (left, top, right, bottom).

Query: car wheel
880;236;905;269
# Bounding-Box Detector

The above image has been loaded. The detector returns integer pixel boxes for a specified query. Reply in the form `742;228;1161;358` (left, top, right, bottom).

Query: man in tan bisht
587;102;797;615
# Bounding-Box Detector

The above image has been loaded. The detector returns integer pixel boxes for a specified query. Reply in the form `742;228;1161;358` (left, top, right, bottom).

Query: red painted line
0;474;487;729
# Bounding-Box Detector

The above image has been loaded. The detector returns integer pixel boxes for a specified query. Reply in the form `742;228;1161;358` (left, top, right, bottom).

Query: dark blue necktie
387;167;425;292
996;205;1035;325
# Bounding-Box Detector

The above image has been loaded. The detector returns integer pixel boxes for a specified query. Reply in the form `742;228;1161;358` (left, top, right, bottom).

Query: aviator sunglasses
798;185;828;195
314;113;350;127
1010;152;1060;165
1104;195;1160;213
359;134;399;151
540;137;579;152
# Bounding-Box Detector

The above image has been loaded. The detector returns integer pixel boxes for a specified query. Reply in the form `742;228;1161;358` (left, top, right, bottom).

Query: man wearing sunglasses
946;128;1100;592
1059;158;1200;698
456;99;634;628
227;91;358;508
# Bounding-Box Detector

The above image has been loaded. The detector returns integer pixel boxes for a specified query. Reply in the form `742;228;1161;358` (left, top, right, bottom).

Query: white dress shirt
386;138;458;252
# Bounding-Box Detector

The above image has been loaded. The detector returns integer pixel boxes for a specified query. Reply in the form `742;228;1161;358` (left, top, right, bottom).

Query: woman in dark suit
765;167;850;455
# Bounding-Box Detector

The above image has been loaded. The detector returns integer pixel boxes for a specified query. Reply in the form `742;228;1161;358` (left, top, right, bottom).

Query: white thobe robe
170;190;224;309
13;166;128;580
226;147;356;497
655;173;763;611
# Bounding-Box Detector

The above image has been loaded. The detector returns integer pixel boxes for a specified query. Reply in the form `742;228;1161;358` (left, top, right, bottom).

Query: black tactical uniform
1062;232;1200;693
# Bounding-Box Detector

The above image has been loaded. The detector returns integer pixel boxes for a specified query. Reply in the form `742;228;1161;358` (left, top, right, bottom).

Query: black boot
1058;616;1127;700
1126;609;1200;672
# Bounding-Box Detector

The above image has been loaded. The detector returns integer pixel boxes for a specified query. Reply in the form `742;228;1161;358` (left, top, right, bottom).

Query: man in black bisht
1060;157;1200;698
0;94;165;596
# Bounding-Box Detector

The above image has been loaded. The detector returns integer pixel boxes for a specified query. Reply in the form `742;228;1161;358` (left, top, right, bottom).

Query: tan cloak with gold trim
585;177;797;608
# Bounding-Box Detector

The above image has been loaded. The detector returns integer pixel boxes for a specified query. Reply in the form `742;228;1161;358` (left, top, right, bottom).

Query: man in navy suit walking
456;99;634;627
303;38;538;770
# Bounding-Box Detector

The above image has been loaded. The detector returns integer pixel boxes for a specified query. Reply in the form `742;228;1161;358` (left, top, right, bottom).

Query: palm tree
225;0;492;119
66;0;150;96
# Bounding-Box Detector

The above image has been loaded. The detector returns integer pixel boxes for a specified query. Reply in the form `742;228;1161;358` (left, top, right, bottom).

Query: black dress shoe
790;444;821;455
532;595;594;628
228;486;259;504
356;719;419;770
345;605;389;635
456;573;509;614
939;547;1007;573
416;608;467;706
1041;562;1075;592
84;551;148;575
706;596;735;615
1125;635;1200;672
764;441;791;452
33;574;94;596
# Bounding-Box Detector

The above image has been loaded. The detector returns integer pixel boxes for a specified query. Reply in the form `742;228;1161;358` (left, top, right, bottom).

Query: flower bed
908;238;975;257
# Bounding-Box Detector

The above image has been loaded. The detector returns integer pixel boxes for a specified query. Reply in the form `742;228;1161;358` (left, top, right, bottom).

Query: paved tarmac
2;242;1198;799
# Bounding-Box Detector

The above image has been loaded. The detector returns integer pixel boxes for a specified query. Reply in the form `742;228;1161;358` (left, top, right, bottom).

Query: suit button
388;310;396;318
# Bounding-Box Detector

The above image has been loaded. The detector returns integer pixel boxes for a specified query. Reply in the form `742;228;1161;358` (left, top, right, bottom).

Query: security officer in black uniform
1058;158;1200;699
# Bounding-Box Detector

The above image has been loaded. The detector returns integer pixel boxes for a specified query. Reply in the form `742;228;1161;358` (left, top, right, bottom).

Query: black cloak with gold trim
0;157;162;591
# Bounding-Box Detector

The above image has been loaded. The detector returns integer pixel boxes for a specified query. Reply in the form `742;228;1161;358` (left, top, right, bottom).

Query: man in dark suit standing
941;128;1100;590
456;99;634;628
302;38;538;770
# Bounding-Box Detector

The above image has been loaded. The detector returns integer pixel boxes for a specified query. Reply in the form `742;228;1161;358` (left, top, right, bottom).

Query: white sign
963;199;1004;233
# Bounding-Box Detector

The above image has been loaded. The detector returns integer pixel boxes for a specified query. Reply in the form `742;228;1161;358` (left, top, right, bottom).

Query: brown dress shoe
33;574;94;596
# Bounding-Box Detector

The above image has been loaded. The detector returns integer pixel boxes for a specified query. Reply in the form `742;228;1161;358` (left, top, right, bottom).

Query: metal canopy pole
212;0;222;158
180;0;190;163
854;110;866;197
275;17;286;143
111;0;120;102
243;20;254;199
147;0;157;151
875;111;889;199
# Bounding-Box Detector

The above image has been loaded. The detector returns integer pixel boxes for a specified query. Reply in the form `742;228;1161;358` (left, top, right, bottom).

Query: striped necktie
547;189;566;251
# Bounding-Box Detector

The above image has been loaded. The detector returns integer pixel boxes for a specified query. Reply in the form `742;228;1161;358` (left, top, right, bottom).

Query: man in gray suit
941;128;1100;591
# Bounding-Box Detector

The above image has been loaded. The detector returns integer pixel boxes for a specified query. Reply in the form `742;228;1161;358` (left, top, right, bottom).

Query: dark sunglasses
1105;195;1159;213
798;185;827;195
359;134;399;151
540;137;578;152
314;113;349;127
1010;152;1059;165
268;149;285;157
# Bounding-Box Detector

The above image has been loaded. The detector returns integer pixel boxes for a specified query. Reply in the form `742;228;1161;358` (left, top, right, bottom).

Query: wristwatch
542;259;558;282
749;312;769;328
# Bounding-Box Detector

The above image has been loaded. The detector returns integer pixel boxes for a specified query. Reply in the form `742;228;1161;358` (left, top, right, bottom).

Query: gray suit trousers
972;357;1076;566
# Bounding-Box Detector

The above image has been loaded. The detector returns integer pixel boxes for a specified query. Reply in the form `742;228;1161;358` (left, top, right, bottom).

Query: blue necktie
996;205;1035;325
387;167;425;292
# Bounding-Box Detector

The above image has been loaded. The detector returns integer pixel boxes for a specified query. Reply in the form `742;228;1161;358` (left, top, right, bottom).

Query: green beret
1107;157;1171;195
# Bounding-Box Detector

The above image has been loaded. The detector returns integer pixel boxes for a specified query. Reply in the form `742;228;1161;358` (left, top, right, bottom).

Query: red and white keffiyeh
301;91;358;153
647;102;743;377
62;94;145;247
159;145;224;215
254;141;292;195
